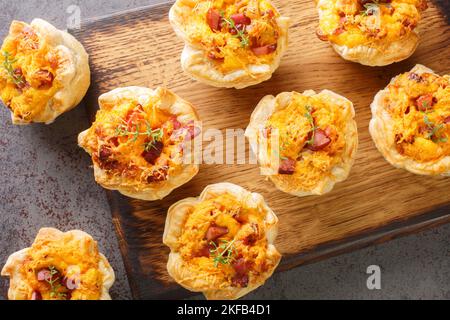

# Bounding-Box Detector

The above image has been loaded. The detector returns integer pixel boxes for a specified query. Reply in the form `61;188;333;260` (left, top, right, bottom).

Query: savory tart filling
174;0;283;73
1;228;114;300
79;90;199;189
264;92;352;192
316;0;427;48
0;21;59;122
382;70;449;163
177;193;276;289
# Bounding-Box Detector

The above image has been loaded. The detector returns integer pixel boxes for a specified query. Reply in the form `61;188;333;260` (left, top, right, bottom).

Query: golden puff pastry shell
169;0;290;89
0;19;90;124
1;228;115;300
369;64;450;176
245;90;358;197
163;182;281;300
78;86;200;201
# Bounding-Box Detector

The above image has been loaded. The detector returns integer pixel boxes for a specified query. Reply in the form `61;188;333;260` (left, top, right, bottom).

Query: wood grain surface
70;1;450;299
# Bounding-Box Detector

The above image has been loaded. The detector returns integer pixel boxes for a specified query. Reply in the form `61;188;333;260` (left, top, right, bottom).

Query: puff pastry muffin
245;90;358;197
169;0;290;89
370;65;449;176
0;18;90;124
315;0;428;66
163;183;281;300
78;87;200;201
1;228;115;300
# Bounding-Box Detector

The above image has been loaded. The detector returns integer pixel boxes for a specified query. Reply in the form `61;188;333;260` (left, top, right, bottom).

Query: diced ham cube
307;129;332;151
205;224;229;242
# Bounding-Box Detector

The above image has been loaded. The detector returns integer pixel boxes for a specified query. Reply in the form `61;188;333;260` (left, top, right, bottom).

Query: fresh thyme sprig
209;239;236;267
304;105;317;146
144;128;164;151
46;266;67;299
423;115;447;143
115;120;164;146
2;51;25;86
220;12;250;48
360;0;380;17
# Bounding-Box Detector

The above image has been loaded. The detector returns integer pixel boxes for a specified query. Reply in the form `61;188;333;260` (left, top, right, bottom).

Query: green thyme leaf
144;128;164;151
2;51;25;86
115;117;164;149
423;115;447;143
304;105;316;146
45;266;67;300
220;13;250;48
209;239;236;268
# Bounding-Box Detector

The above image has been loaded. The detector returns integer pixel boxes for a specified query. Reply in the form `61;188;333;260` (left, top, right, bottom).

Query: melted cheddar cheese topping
19;234;103;300
81;95;196;186
177;193;274;288
175;0;281;73
0;22;59;122
265;92;348;190
317;0;427;48
385;71;449;162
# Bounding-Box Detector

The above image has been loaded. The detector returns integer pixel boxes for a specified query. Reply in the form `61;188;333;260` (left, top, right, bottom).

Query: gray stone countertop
0;0;448;300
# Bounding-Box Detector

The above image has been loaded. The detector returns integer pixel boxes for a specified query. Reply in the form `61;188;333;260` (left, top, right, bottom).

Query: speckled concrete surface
0;0;449;300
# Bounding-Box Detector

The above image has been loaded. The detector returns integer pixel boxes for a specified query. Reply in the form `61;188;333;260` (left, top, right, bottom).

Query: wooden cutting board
70;1;450;299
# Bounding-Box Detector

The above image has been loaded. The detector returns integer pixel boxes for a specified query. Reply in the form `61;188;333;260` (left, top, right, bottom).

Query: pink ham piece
207;9;221;31
415;94;435;111
233;212;247;224
264;10;275;18
278;158;296;175
231;13;251;25
251;44;277;56
184;123;201;141
142;140;164;165
34;69;54;89
37;269;52;282
232;258;250;275
205;224;229;242
98;145;112;162
232;274;249;288
444;116;450;124
195;245;211;258
243;233;258;245
31;291;42;300
170;117;182;131
408;72;422;82
307;129;331;151
231;258;250;288
61;276;79;291
187;126;201;140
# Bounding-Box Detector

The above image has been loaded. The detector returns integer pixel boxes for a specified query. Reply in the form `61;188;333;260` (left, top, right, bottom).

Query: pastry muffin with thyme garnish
245;90;358;197
169;0;290;89
78;87;201;201
315;0;428;66
1;228;115;300
163;183;281;300
0;18;90;124
370;65;449;176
